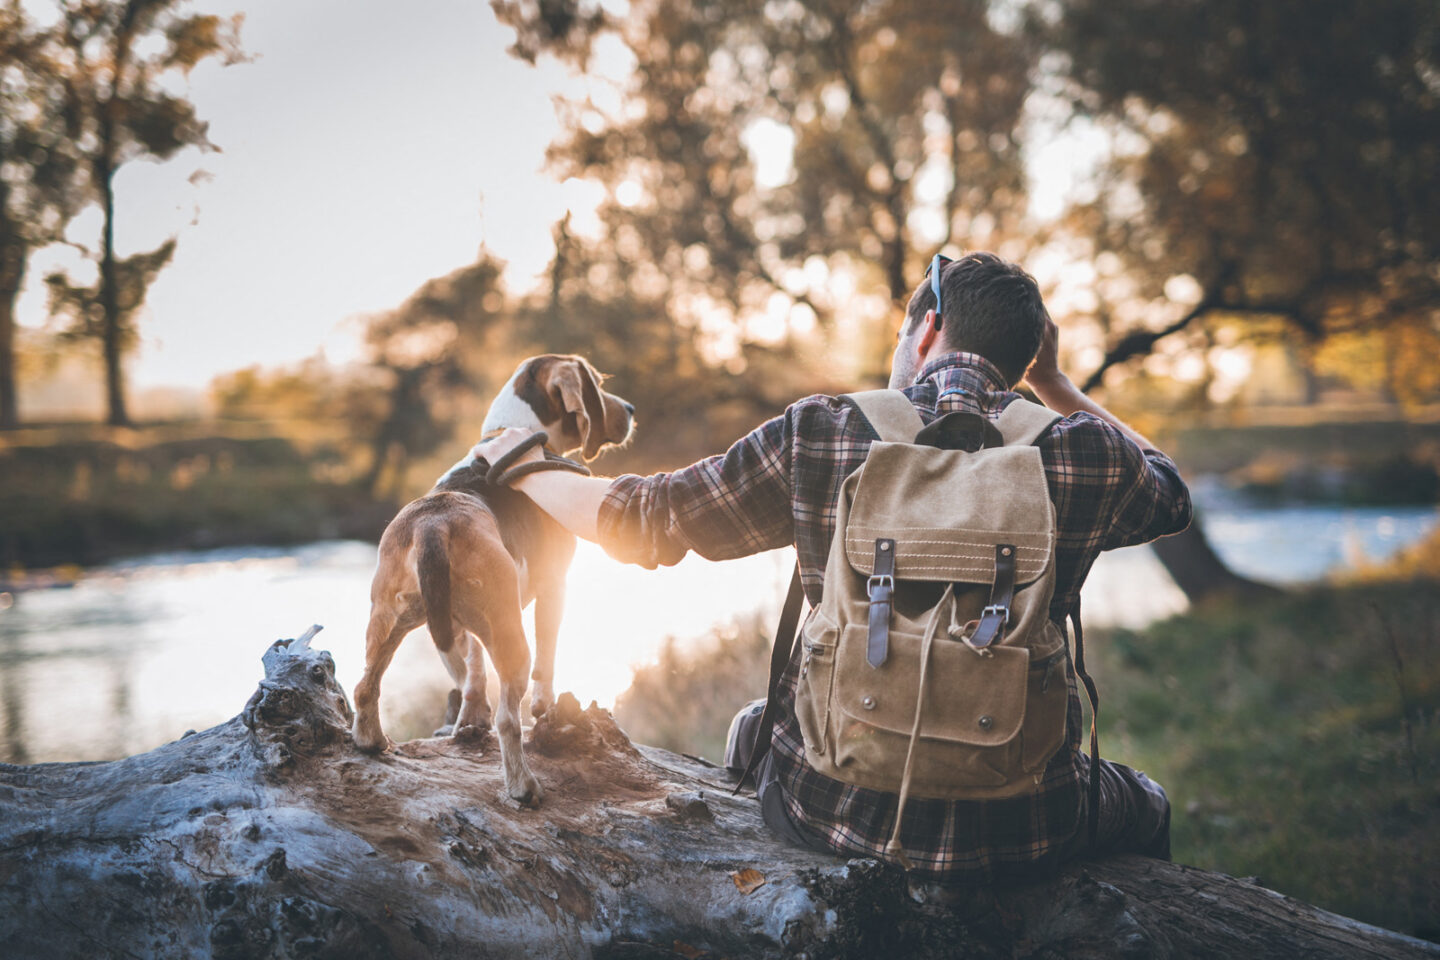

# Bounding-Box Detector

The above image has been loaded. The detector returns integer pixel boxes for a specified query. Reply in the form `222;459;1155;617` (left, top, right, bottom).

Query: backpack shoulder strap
995;398;1062;447
846;389;925;443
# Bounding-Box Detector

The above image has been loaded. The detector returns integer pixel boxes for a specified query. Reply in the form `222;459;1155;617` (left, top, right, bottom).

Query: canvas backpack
740;389;1100;867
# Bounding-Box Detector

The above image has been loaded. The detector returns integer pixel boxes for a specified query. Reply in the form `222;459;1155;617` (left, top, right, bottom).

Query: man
478;251;1191;882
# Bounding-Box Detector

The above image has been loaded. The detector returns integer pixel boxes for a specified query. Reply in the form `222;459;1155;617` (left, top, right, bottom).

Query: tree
0;3;88;429
47;0;242;426
360;257;508;499
44;237;176;379
1036;0;1440;395
494;0;1042;380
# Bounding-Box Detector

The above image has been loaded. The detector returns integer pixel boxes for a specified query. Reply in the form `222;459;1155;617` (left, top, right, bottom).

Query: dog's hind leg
482;610;543;805
452;549;542;805
353;605;416;753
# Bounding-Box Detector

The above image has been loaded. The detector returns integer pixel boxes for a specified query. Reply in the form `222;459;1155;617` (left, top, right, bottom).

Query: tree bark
0;236;23;431
1152;519;1281;603
1;632;1431;960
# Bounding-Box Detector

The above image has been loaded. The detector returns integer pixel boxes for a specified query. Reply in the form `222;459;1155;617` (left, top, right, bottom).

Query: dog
351;354;634;805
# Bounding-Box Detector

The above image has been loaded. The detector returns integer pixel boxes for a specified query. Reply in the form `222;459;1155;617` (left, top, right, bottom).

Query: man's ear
916;310;941;362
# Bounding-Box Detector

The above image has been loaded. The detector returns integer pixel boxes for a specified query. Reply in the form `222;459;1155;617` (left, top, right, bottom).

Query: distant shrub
613;612;772;764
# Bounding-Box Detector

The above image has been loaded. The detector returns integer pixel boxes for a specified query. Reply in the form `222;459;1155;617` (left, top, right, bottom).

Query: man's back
598;351;1191;880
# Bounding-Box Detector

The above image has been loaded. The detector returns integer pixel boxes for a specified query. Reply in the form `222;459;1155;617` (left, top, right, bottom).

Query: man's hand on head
473;427;546;467
1024;314;1068;392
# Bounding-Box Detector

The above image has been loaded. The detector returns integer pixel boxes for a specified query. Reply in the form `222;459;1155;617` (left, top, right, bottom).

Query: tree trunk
1152;518;1281;603
98;160;129;428
2;631;1432;960
0;236;22;431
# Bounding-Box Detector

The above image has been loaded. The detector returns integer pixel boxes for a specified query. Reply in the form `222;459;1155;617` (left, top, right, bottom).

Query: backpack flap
843;441;1055;586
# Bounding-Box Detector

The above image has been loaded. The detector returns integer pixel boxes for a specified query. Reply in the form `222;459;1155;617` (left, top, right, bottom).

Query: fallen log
0;631;1434;960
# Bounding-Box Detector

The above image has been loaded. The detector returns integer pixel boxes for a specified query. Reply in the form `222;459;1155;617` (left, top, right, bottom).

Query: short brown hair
904;252;1047;386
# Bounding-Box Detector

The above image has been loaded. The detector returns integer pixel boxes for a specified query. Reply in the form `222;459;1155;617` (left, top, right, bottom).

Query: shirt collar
914;351;1010;400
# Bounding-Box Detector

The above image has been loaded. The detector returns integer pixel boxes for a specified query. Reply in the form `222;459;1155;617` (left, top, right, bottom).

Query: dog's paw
453;723;490;747
530;683;555;720
507;772;544;807
353;733;394;755
433;723;455;737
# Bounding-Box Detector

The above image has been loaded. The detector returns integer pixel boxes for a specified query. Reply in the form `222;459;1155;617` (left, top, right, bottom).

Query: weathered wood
1;633;1434;960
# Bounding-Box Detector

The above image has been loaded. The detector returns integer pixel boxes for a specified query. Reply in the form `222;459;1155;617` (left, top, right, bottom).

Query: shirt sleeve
1046;413;1193;554
596;411;797;568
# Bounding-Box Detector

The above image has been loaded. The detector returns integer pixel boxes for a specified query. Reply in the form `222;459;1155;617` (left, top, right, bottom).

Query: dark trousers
724;699;830;852
725;698;1171;863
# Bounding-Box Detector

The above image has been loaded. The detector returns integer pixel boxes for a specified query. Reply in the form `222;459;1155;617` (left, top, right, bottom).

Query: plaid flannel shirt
598;352;1192;881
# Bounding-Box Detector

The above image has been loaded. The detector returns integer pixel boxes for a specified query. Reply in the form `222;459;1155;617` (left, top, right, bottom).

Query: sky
17;0;616;392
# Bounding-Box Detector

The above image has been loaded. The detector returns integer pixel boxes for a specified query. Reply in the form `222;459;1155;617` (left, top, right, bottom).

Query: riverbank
0;424;395;570
2;413;1436;571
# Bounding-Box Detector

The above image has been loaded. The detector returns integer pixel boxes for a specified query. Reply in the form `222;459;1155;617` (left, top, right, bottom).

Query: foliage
44;238;175;349
41;0;244;426
0;428;392;568
614;612;772;763
359;256;510;498
1038;0;1440;395
494;0;1042;384
0;2;89;428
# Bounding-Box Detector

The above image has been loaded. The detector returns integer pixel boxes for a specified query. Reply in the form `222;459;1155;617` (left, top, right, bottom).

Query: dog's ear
551;359;609;460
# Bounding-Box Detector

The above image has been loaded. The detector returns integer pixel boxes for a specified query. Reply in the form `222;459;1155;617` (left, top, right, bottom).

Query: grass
1090;578;1439;938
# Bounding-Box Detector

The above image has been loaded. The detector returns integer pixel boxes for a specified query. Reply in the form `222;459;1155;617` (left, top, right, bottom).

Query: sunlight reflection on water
0;502;1433;763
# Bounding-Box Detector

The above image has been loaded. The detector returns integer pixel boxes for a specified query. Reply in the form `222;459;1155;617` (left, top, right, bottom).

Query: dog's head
483;354;635;461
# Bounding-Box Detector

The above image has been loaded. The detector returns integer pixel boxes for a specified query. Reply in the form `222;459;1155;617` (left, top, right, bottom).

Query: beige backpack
741;389;1098;867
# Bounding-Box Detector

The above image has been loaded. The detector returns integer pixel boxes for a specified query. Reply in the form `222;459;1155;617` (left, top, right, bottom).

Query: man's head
888;251;1048;389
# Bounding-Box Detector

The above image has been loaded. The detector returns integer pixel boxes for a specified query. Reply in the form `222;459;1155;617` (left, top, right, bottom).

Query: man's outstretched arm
471;434;609;542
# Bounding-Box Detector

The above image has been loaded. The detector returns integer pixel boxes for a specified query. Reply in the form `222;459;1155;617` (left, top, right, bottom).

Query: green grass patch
1089;579;1440;939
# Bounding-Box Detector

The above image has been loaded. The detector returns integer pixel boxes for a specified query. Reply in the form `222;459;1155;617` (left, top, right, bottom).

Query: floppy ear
551;359;609;460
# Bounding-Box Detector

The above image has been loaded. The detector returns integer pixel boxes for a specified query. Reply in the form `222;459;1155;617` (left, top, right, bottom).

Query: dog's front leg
530;578;565;719
435;630;491;736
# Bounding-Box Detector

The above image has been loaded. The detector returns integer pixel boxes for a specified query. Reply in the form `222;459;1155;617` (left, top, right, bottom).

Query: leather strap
964;543;1016;652
1070;602;1101;846
484;429;593;486
493;454;591;485
867;539;896;668
733;564;806;794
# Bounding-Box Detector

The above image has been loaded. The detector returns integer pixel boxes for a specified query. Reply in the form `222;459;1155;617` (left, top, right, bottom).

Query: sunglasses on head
924;253;954;325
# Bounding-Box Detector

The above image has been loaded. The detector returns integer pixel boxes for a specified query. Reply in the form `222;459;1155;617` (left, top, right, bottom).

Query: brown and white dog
351;355;634;804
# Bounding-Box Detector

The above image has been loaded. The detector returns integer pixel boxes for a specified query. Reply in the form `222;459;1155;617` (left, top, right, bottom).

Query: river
1;496;1433;764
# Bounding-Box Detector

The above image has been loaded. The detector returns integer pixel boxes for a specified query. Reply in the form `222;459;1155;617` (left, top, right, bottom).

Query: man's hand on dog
474;427;545;467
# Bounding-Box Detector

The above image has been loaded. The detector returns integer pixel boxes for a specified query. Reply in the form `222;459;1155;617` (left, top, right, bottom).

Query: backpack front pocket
826;624;1035;797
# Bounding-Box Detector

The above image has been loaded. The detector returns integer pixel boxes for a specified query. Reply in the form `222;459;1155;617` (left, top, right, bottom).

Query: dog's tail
417;525;456;653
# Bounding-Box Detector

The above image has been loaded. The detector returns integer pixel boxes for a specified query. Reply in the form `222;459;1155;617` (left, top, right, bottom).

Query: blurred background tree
497;0;1042;385
359;256;509;499
42;0;242;427
0;3;88;430
1037;0;1440;397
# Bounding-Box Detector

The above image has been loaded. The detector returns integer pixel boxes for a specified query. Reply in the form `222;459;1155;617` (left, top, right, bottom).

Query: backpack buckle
981;603;1010;626
866;574;895;600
